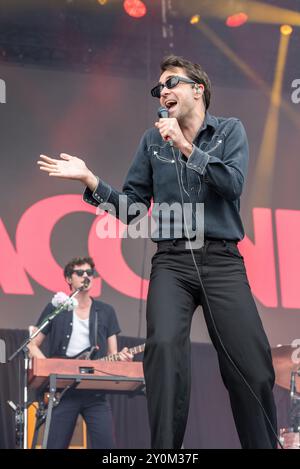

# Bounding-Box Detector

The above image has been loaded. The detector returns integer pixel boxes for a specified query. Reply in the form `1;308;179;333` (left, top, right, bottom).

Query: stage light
190;14;200;25
251;23;291;208
97;0;108;5
280;24;293;36
123;0;147;19
226;12;248;28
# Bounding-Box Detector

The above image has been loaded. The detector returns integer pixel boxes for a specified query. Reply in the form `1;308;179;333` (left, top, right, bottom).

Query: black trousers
46;390;115;449
144;239;277;449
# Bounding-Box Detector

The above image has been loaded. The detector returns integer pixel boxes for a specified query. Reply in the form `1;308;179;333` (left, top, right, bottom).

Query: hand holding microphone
156;107;174;147
155;106;177;147
155;107;193;157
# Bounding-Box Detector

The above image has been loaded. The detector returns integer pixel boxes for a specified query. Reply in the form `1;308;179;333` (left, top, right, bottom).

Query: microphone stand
290;369;300;434
7;285;85;449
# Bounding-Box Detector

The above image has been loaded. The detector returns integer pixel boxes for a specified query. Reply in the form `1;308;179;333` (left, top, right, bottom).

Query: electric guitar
101;343;145;361
73;343;145;361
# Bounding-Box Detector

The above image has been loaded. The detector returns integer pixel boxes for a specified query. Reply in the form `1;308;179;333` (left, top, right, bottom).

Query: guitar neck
101;343;145;362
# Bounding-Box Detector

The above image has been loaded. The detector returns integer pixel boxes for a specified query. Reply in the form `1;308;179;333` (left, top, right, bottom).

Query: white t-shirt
66;310;90;357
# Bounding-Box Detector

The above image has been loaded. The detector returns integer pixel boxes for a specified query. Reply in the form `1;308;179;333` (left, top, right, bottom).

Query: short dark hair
63;256;95;279
160;55;211;110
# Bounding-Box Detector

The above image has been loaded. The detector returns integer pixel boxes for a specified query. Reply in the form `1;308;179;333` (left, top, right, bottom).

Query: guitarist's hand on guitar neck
117;347;134;362
101;343;145;362
66;343;145;361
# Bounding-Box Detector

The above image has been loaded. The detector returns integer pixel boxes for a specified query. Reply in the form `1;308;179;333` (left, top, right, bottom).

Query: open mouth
165;100;177;112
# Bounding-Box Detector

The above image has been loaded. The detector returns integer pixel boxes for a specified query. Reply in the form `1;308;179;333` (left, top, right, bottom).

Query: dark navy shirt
83;112;249;241
36;298;121;359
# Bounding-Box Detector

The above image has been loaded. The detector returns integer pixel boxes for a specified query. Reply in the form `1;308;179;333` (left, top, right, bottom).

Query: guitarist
28;255;133;449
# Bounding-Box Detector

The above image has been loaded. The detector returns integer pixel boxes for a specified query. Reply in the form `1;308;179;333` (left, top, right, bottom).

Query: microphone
82;277;90;289
157;106;169;119
0;339;6;364
290;371;296;398
157;106;173;147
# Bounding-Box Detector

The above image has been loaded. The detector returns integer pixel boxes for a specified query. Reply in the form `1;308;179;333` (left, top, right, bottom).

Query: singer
38;55;277;449
28;256;133;449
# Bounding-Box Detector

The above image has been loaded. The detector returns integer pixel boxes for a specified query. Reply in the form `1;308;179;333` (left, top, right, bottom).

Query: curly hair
63;256;95;279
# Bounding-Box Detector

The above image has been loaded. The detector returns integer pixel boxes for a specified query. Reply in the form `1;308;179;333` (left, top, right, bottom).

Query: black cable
170;143;283;450
17;355;22;449
137;10;152;339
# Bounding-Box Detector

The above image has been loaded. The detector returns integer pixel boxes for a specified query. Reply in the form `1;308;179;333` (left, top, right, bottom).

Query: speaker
28;402;87;449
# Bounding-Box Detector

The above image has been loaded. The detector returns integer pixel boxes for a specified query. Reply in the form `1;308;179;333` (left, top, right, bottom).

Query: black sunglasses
151;75;196;98
72;269;95;277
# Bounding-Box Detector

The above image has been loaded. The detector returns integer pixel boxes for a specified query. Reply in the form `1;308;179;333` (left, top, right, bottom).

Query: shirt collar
194;112;217;142
203;112;218;130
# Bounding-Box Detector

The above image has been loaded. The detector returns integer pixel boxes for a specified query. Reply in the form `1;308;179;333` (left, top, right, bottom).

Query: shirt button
66;335;70;338
62;346;66;350
70;322;73;326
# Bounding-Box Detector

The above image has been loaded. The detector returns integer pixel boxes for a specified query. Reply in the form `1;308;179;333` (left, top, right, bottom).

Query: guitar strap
94;308;98;349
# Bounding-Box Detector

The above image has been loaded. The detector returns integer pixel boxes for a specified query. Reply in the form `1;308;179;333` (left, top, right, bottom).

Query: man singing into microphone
38;55;277;449
28;255;132;448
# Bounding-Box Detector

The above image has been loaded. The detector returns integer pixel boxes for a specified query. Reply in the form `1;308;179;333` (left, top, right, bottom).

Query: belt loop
222;240;226;247
172;239;177;246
